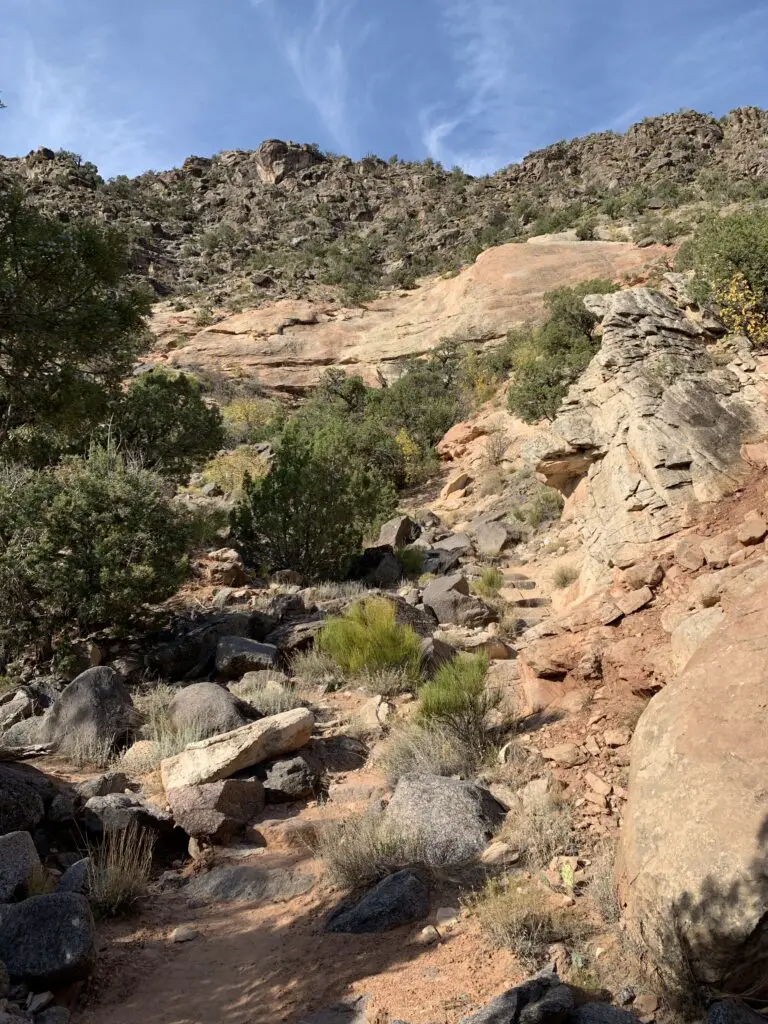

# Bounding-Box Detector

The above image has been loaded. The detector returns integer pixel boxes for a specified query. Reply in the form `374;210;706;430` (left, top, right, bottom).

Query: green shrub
396;546;424;579
231;416;396;580
317;597;422;677
0;189;150;457
473;567;504;599
525;486;565;525
0;446;195;664
418;653;500;751
676;208;768;302
109;369;225;482
507;280;618;423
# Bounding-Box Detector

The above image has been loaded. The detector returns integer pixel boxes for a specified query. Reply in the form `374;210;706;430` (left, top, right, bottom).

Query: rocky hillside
1;108;767;314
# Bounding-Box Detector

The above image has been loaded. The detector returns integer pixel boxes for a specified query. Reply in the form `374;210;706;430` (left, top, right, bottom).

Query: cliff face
1;108;766;312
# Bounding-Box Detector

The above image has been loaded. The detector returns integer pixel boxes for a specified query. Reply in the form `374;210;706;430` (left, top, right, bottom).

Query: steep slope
1;108;766;314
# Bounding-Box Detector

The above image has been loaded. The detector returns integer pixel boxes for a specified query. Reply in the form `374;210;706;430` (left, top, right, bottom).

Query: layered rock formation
156;240;665;394
529;286;768;580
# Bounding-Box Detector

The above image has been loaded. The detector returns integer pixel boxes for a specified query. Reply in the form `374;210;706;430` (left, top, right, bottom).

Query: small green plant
396;546;424;579
418;653;501;751
88;821;154;918
525;487;565;526
473;567;504;599
552;565;579;589
317;597;422;678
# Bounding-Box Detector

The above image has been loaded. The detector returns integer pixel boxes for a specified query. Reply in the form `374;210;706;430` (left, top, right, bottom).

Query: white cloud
1;33;167;177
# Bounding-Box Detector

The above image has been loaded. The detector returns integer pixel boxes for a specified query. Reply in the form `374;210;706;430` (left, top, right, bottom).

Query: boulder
166;779;265;841
385;774;505;866
146;611;255;680
419;636;456;678
215;637;278;678
160;707;315;791
674;537;705;571
0;689;34;731
701;530;740;569
168;682;259;738
250;754;321;802
0;831;42;901
440;473;472;499
325;871;429;933
82;793;174;835
475;521;514;557
567;1007;636;1024
0;766;45;837
736;515;768;546
348;547;401;587
75;771;130;801
184;864;313;905
422;574;495;627
0;893;95;988
432;532;473;555
377;516;420;549
458;974;572;1024
58;858;90;895
43;667;139;751
670;606;725;672
620;565;768;997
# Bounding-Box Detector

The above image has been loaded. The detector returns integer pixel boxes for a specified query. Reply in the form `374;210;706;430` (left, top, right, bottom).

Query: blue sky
2;0;768;179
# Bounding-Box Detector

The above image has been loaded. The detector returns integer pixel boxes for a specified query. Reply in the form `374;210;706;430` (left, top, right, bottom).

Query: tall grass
418;653;500;751
376;720;480;785
88;822;154;918
230;675;303;715
317;597;422;677
473;567;504;599
315;810;426;890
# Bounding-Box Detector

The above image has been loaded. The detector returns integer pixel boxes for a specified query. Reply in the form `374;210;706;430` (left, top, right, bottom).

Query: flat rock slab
161;707;314;790
185;865;313;905
298;996;371;1024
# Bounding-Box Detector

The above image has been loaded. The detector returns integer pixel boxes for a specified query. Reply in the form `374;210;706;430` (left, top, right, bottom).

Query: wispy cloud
2;31;167;177
253;0;366;152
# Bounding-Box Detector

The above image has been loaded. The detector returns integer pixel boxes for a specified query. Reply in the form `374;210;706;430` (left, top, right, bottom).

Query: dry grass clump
315;810;425;890
132;683;210;761
499;791;574;869
587;842;621;924
305;580;368;601
58;732;117;770
552;565;579;589
356;665;415;698
473;567;505;599
88;821;154;918
317;597;422;678
376;720;479;786
467;875;579;970
290;648;346;688
231;674;303;715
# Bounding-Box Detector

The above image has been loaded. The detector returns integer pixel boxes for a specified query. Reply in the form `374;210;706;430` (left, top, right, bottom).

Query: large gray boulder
620;565;768;998
167;682;259;739
215;637;278;678
325;871;429;933
377;516;420;549
385;774;505;866
0;893;95;988
83;793;173;836
58;858;90;896
0;831;42;902
75;771;130;801
422;574;496;627
474;521;516;557
166;779;265;840
43;667;139;751
184;864;313;905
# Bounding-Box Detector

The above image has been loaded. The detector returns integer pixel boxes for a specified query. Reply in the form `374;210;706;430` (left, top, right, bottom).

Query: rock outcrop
620;562;768;997
531;286;768;579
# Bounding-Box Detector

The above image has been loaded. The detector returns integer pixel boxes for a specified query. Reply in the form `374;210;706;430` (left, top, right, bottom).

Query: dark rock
348;546;402;587
298;996;371;1024
146;611;254;680
459;974;566;1023
325;870;429;933
707;1001;768;1024
421;548;462;576
166;779;265;841
308;735;367;773
82;793;174;836
58;858;90;896
168;682;259;738
0;832;41;902
184;864;313;905
47;792;76;824
377;516;420;549
75;771;131;801
265;615;324;656
419;636;457;678
0;893;95;988
433;533;473;555
388;596;438;638
386;774;505;866
250;754;321;802
566;1005;637;1024
215;637;278;678
422;574;496;627
0;766;46;837
0;959;7;998
37;1009;71;1024
43;667;139;751
273;569;304;586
